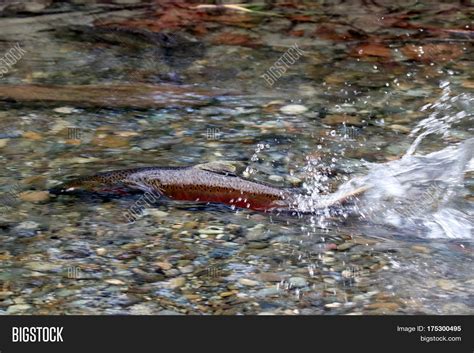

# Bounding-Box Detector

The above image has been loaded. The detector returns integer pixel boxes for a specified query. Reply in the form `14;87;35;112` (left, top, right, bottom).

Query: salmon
49;162;368;212
50;162;296;211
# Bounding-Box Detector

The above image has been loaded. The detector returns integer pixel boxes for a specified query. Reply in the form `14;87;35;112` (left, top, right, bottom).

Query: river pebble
53;106;76;114
280;104;308;115
166;277;186;289
239;278;259;287
245;224;269;241
19;191;50;202
289;277;308;288
7;304;32;314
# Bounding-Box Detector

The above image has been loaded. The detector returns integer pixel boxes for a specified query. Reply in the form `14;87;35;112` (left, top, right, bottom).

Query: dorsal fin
194;161;239;176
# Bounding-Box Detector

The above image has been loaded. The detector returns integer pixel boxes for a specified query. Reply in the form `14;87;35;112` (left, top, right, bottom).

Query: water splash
297;83;473;239
244;143;271;177
406;80;473;156
349;139;473;239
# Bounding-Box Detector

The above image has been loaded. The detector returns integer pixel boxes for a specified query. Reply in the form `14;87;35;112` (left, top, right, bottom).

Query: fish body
50;162;368;212
50;163;294;211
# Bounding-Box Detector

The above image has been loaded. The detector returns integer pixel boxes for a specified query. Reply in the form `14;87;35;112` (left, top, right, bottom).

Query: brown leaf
314;25;359;42
289;29;305;37
401;43;464;62
211;32;260;48
289;15;314;22
351;43;392;58
322;114;364;127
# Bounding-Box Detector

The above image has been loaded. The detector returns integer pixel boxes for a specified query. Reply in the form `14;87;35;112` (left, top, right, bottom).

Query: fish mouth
48;185;79;195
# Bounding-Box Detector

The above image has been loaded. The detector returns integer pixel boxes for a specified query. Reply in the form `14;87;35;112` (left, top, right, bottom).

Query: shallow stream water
0;1;472;315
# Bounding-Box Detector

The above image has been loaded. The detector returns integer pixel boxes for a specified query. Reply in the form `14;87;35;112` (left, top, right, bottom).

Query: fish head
49;176;105;195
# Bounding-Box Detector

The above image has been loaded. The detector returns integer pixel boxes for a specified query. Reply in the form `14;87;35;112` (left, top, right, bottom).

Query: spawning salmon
49;162;367;212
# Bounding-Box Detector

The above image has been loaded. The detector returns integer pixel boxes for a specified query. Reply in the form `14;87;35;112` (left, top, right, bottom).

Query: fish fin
194;161;239;176
318;185;370;208
336;185;370;204
124;179;164;197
